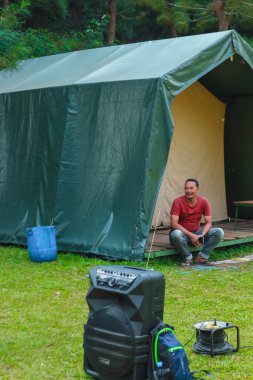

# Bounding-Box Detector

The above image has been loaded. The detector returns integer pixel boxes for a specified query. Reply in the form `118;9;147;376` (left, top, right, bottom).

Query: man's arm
201;215;212;236
171;215;200;246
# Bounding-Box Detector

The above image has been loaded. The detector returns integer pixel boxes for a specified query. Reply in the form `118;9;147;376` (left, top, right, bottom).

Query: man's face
184;181;199;200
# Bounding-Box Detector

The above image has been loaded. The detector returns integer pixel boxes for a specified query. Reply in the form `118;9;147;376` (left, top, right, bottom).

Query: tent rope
146;209;161;269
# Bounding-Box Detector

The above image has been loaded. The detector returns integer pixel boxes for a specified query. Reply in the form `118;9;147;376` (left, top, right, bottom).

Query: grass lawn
1;245;253;379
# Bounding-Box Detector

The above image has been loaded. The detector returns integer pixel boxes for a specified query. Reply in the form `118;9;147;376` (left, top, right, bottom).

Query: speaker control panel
96;268;137;290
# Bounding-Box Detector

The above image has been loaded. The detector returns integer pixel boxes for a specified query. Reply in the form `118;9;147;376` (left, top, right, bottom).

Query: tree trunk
3;0;9;7
213;0;229;31
106;0;117;45
166;2;177;38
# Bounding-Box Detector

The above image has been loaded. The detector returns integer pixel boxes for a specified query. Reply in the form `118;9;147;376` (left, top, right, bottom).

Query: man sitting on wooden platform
170;178;224;266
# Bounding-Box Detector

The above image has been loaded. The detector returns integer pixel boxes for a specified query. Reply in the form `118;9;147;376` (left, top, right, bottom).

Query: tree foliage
0;0;253;70
0;0;31;69
135;0;253;36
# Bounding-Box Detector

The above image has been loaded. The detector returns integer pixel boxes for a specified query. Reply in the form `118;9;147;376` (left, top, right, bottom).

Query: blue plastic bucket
26;226;57;263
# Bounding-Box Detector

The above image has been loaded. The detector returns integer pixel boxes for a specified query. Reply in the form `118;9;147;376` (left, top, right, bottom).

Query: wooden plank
145;220;253;257
144;235;253;258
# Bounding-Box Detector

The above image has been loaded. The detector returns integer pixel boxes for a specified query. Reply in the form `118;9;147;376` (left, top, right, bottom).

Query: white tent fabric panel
152;81;227;227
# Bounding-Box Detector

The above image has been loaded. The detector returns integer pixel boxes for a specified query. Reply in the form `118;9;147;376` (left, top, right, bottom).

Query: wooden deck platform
145;220;253;258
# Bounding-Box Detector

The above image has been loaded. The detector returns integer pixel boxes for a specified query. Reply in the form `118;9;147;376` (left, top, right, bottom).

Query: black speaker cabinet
83;265;165;380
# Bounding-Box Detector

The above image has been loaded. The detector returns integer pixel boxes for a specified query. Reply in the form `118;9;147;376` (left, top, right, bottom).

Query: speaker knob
108;277;117;287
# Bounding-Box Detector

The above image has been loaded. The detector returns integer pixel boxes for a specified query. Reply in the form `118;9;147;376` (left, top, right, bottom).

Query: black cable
183;331;196;347
183;321;206;347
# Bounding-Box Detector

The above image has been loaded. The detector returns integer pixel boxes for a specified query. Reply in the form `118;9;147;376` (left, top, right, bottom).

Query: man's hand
190;234;200;246
190;234;205;246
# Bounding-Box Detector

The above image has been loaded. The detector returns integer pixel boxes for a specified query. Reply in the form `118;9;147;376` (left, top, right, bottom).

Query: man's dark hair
185;178;199;187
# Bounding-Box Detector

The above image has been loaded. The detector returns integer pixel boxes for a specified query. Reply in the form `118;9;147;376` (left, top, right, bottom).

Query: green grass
1;245;253;379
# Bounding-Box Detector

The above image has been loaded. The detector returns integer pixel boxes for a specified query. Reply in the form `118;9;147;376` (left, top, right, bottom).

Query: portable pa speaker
83;265;165;380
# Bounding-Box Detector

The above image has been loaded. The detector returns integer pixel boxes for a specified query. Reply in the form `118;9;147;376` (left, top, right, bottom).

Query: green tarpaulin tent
0;30;253;260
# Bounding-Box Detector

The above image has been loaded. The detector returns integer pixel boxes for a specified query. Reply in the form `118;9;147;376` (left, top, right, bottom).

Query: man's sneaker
181;259;193;267
195;255;208;264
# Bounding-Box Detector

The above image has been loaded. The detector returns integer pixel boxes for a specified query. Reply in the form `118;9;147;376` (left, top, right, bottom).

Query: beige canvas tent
153;81;227;226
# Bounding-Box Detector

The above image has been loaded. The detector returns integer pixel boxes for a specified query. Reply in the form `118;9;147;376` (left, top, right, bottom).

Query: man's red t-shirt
170;195;211;232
